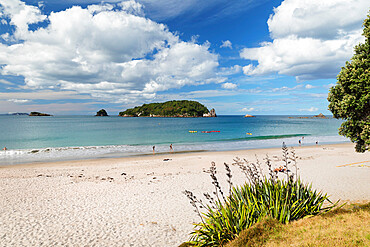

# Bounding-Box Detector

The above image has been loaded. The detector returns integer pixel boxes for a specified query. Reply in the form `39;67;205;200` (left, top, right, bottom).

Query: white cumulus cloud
0;0;220;103
220;40;232;49
241;107;255;112
299;107;318;112
240;0;370;81
221;82;237;89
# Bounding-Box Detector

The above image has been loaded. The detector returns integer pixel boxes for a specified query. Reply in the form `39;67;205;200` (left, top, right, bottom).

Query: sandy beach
0;143;369;246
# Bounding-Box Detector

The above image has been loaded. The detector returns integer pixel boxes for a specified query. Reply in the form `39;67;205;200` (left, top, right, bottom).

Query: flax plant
183;144;338;246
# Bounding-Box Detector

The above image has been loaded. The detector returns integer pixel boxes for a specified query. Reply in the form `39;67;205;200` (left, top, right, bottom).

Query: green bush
183;144;338;246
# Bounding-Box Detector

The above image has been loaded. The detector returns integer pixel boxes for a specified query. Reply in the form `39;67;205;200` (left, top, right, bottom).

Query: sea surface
0;115;347;165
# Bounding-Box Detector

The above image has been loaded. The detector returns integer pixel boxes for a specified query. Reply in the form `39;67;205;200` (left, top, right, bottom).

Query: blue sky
0;0;369;115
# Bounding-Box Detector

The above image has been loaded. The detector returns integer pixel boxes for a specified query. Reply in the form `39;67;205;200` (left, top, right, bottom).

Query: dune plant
183;144;338;246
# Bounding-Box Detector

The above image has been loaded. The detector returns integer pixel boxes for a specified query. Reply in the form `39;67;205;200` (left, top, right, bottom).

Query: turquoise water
0;115;347;165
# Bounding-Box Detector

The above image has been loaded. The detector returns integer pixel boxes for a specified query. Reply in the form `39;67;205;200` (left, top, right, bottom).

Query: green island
29;112;52;116
119;100;216;117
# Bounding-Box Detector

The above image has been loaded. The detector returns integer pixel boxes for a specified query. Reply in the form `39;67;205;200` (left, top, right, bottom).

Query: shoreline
0;142;351;168
1;142;369;246
0;138;349;167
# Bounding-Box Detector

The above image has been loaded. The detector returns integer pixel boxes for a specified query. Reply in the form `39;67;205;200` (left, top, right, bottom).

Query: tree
328;12;370;152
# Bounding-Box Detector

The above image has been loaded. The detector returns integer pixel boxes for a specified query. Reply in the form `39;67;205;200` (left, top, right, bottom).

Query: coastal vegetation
29;112;52;116
182;145;338;246
328;12;370;152
119;100;215;117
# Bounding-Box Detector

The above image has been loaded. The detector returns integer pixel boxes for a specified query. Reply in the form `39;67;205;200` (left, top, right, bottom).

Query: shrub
183;144;338;246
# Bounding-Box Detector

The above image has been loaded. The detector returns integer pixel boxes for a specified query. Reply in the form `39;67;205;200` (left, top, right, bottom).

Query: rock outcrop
203;108;217;117
29;112;52;116
289;113;328;119
96;109;108;116
313;113;327;119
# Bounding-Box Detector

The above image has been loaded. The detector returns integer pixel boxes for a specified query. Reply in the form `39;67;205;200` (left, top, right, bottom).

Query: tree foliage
328;12;370;152
119;100;209;117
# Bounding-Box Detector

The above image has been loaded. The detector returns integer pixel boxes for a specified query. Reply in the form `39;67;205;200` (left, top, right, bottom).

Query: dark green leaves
328;11;370;152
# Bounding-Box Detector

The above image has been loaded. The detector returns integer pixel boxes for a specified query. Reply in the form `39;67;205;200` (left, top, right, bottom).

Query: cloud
241;107;254;112
0;79;13;85
299;106;318;112
305;84;315;89
270;84;302;92
267;0;369;40
240;0;369;81
0;0;47;39
0;100;94;114
324;83;336;89
221;82;237;89
0;0;220;104
0;91;92;100
217;65;242;76
220;40;232;49
38;0;268;23
7;98;30;103
138;0;266;22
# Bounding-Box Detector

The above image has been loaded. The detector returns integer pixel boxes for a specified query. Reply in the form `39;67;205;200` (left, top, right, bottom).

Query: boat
246;133;252;135
189;130;197;133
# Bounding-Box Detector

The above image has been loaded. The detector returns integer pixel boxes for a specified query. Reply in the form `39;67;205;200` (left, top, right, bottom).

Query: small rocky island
96;109;108;116
244;114;255;118
288;113;328;119
119;100;216;118
29;112;52;116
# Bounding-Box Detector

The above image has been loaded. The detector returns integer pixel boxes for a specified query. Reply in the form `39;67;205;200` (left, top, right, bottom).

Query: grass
225;202;370;247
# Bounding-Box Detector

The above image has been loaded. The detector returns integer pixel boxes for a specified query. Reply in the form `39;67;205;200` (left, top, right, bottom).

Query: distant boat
189;130;197;133
246;133;252;135
244;114;255;118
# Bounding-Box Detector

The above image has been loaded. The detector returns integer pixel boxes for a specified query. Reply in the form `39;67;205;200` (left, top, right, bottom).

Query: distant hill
4;113;29;116
119;100;216;117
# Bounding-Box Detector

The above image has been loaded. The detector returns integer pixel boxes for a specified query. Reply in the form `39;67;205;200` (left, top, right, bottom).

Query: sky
0;0;369;115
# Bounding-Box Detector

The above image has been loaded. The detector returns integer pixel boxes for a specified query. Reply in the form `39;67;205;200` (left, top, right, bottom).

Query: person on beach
3;147;6;151
170;144;173;153
316;141;319;145
298;140;301;146
153;146;155;155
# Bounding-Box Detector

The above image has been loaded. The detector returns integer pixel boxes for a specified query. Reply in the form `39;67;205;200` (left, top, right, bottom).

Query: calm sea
0;115;347;165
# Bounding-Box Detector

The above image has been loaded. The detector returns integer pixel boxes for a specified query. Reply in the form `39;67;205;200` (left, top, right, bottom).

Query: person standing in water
170;144;173;153
152;146;155;155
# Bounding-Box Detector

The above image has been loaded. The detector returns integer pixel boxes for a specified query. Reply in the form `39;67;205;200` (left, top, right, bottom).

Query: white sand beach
0;143;369;246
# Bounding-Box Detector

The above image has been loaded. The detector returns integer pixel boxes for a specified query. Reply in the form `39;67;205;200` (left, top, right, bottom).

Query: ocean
0;115;347;165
